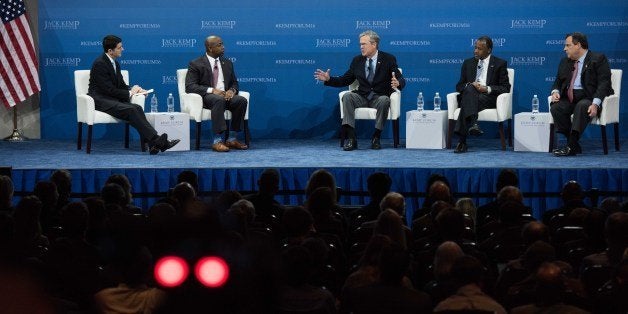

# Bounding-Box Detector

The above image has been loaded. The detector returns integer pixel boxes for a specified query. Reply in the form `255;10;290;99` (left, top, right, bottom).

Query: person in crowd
452;35;511;153
50;169;72;212
0;175;14;215
185;35;248;152
476;168;518;226
88;35;179;154
550;32;613;156
350;172;392;228
314;30;405;151
424;241;465;305
245;168;285;224
176;170;199;195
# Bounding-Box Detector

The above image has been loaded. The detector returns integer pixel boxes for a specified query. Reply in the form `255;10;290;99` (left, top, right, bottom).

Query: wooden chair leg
86;125;93;154
244;119;251;146
393;119;400;148
614;123;620;151
195;122;202;150
124;123;130;148
77;122;83;150
549;124;555;152
498;121;506;150
601;125;608;155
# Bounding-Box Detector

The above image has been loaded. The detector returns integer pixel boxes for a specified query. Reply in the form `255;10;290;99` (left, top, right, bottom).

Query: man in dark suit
453;36;511;153
185;35;248;152
550;32;613;157
314;30;405;151
88;35;179;155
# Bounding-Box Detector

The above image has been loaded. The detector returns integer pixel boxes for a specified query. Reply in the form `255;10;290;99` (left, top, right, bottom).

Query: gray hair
359;30;380;47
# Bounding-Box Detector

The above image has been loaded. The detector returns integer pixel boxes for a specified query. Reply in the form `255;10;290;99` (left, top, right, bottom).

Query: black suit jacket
185;55;240;96
325;51;405;97
87;54;131;111
552;51;613;107
455;55;510;105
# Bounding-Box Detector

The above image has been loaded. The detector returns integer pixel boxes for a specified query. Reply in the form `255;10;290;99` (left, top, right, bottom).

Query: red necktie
212;59;219;86
567;60;579;103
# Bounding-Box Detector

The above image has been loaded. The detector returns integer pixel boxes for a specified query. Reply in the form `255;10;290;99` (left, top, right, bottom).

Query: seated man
453;35;511;153
88;35;179;154
185;35;248;152
550;32;613;156
314;30;404;151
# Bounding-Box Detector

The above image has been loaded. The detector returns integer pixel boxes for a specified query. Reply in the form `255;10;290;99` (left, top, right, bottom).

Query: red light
154;256;189;287
195;256;229;288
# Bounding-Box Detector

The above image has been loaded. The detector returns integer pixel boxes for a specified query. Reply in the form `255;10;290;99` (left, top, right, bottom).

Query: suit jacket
87;54;131;111
325;51;405;98
455;55;511;105
552;51;613;107
185;55;240;96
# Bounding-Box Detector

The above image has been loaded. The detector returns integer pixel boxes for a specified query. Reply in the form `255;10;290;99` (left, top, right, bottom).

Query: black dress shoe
553;145;576;157
148;134;168;155
161;139;180;152
454;142;468;154
343;138;358;151
371;137;381;150
468;123;484;136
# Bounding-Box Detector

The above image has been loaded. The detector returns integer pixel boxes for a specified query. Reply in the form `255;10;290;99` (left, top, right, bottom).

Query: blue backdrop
39;0;628;140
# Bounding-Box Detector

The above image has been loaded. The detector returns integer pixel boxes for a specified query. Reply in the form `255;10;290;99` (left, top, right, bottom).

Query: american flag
0;0;40;108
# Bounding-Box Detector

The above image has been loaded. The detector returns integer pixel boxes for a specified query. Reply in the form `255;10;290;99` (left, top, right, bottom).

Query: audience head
451;255;485;288
171;182;196;208
50;169;72;202
374;209;406;249
258;168;280;195
148;202;176;225
105;174;133;205
216;190;243;214
522;221;550;245
600;197;621;214
522;240;556;271
561;180;584;203
13;195;43;239
379;192;405;217
229;199;255;225
281;245;314;286
605;212;628;256
281;206;314;238
306;186;335;219
533;262;565;306
61;201;89;238
378;242;410;285
305;169;337;201
428;180;453;205
0;175;14;209
496;168;519;192
367;172;392;201
434;241;465;280
430;200;454;221
33;181;59;209
359;234;393;267
498;200;526;225
455;198;476;226
436;208;466;241
100;183;127;206
497;185;523;204
567;207;590;227
176;170;199;194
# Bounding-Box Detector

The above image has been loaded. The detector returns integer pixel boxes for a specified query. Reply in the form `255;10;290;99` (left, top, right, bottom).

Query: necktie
367;58;374;83
212;59;220;86
568;60;579;103
475;59;483;82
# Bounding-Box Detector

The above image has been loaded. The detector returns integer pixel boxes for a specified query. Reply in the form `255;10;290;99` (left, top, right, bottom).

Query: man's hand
391;72;399;90
212;88;226;97
471;82;487;93
314;69;330;82
588;104;598;118
130;85;142;95
551;92;561;103
225;89;235;101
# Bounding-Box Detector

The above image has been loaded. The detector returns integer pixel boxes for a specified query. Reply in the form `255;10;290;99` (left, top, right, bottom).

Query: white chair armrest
77;94;96;124
339;90;351;119
446;92;459;120
180;93;204;122
598;94;619;125
495;92;512;121
389;90;401;119
238;91;250;120
130;94;145;109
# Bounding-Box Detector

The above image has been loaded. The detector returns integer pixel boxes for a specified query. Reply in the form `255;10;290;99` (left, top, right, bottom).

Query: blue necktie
367;58;374;83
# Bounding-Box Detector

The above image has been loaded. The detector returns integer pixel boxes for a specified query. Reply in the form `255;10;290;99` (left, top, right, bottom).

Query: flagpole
3;106;28;142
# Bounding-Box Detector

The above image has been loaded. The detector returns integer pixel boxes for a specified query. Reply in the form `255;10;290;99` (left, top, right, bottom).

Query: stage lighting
154;256;189;288
194;256;230;288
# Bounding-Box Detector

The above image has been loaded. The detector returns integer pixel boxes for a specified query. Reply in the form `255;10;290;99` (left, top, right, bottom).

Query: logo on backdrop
119;60;162;65
389;40;431;46
429;22;470;28
80;41;101;47
162;76;177;85
471;38;506;47
44;57;81;67
275;59;316;65
239;77;277;83
355;20;391;29
43;20;80;30
545;39;564;45
228;57;237;63
429;58;464;64
608;58;627;64
405;77;431;83
161;39;197;48
545;76;556;82
235;40;277;46
586;21;628;27
275;23;316;29
119;23;160;29
201;20;237;29
315;38;351;48
510;19;547;29
510;56;546;66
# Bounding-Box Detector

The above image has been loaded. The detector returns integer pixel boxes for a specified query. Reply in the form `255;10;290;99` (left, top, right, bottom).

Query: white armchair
338;68;402;148
75;70;146;154
547;69;622;154
176;68;250;150
447;68;515;150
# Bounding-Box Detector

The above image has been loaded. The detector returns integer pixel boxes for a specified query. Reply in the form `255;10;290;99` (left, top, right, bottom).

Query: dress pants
550;89;593;136
202;93;248;134
341;92;390;131
100;102;157;141
454;84;495;138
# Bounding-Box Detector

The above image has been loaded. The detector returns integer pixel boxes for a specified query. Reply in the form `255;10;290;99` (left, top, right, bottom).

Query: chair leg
244;119;251;146
549;123;555;153
614;123;620;151
339;120;345;147
601;125;608;155
86;125;93;154
140;138;146;152
124;123;130;149
498;121;506;150
447;119;455;149
77;122;83;150
507;119;513;147
195;122;202;150
393;119;400;148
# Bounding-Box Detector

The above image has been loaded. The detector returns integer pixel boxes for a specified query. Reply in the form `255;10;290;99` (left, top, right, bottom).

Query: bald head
205;35;224;58
497;185;523;203
434;241;464;279
429;181;452;203
380;192;405;217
